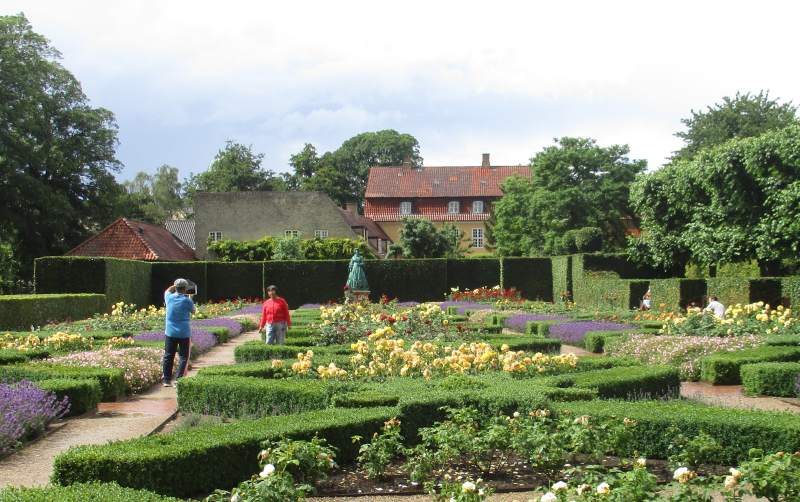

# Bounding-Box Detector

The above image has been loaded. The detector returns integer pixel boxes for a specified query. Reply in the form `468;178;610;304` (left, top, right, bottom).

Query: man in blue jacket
162;278;196;387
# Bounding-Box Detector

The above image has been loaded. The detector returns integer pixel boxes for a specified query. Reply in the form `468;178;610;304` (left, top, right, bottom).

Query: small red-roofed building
364;153;530;253
66;218;196;261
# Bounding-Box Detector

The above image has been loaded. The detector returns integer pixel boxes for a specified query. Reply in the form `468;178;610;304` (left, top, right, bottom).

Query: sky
7;0;800;182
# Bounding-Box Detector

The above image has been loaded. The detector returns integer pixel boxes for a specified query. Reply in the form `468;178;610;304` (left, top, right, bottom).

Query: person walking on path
259;285;292;345
641;289;652;310
705;296;726;319
162;278;196;387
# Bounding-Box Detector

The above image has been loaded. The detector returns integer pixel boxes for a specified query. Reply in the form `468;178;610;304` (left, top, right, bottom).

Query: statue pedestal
346;290;370;303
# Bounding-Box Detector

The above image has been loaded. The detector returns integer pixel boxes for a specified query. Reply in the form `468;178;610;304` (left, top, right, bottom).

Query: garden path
0;327;261;488
680;381;800;414
308;491;763;501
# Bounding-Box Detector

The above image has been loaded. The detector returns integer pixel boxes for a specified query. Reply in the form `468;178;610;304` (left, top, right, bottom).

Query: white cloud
6;0;800;177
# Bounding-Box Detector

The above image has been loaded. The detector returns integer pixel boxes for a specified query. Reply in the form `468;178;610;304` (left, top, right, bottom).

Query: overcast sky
7;1;800;181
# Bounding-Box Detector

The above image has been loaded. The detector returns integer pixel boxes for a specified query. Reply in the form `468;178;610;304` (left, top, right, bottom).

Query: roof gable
67;218;196;261
365;165;530;199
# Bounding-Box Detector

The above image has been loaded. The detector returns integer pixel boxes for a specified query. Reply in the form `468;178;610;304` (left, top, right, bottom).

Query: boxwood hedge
0;294;107;331
38;378;102;416
740;362;800;397
0;364;126;401
0;482;184;502
545;366;680;399
700;346;800;384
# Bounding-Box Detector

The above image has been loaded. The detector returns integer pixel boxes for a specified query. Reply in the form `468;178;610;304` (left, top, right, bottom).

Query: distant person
259;285;291;345
162;278;196;387
641;289;652;310
705;296;726;319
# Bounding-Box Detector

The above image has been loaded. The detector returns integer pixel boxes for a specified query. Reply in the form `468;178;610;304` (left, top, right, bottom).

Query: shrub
0;380;69;454
0;294;107;330
765;335;800;346
583;330;633;353
545;366;680;399
0;482;185;502
700;346;800;384
0;349;31;365
234;342;315;363
0;363;126;401
525;320;564;337
485;336;561;354
741;362;800;397
52;407;395;497
559;400;800;464
37;378;102;416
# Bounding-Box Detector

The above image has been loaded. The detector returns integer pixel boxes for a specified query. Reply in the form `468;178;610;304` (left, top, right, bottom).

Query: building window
400;201;412;215
472;200;484;214
448;201;460;214
472;228;484;248
314;229;329;239
284;230;299;238
208;231;222;242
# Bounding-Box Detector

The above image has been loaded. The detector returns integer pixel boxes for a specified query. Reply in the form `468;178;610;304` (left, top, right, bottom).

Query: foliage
354;417;404;479
661;302;799;338
0;380;68;454
738;449;800;501
429;478;493;501
37;377;102;416
547;321;637;346
0;14;125;279
492;137;645;256
700;345;800;384
184;141;283;203
0;482;186;502
741;362;800;397
273;237;304;260
396;218;466;258
673;90;799;161
122;165;184;223
47;347;163;394
0;293;107;331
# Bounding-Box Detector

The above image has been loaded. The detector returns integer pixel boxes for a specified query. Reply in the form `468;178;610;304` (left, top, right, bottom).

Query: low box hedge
234;341;314;363
0;364;126;401
38;378;102;416
545;366;680;399
486;336;561;354
0;349;32;365
0;293;107;330
559;399;800;464
52;407;395;497
0;482;184;502
765;335;800;346
700;346;800;385
741;362;800;397
583;330;637;353
525;320;564;337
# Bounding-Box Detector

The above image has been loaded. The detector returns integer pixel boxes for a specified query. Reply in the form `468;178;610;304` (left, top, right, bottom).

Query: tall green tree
184;141;282;203
0;14;123;277
492;137;645;256
301;130;421;207
395;218;465;258
122;164;183;222
673;91;799;160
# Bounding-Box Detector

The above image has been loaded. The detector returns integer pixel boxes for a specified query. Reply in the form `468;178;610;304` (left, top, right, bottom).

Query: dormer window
400;201;412;215
448;201;460;214
472;200;484;214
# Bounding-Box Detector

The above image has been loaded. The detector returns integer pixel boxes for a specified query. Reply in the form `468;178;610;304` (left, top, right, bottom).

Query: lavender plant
0;380;68;454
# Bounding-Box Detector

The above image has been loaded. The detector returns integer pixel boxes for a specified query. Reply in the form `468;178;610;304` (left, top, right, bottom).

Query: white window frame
399;201;412;215
284;230;299;238
314;229;329;239
447;200;460;214
472;200;484;214
208;231;223;242
472;228;484;248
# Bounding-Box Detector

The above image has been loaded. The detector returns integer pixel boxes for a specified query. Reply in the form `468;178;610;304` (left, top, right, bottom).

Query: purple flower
133;330;218;356
396;301;420;307
191;318;243;336
548;321;636;345
228;304;263;315
299;303;323;309
0;380;68;454
504;314;569;332
439;301;493;314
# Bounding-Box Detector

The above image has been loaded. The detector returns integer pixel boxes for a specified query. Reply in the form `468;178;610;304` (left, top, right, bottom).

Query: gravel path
680;381;800;413
0;327;260;488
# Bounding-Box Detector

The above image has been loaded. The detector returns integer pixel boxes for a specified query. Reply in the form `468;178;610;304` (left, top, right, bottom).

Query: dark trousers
162;336;190;383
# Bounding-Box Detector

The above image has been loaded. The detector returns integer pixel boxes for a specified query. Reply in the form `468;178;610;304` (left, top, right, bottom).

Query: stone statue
346;249;369;292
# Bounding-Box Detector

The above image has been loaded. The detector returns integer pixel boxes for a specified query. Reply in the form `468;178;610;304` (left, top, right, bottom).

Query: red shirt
258;297;291;330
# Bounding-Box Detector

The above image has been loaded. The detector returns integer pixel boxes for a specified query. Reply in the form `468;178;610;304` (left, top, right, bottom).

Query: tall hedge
502;257;553;301
264;260;349;308
150;262;208;305
104;259;151;308
206;262;264;300
0;294;107;330
551;255;572;301
365;259;448;302
707;277;750;306
445;259;500;291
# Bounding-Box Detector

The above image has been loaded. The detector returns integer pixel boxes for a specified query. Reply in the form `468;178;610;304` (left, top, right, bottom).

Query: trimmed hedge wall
104;259;152;309
0;294;107;330
502;257;553;301
150;261;208;305
741;362;800;397
446;259;500;291
365;259;448;302
38;378;102;416
52;407;395;497
264;260;349;308
0;482;184;502
560;399;800;464
700;346;800;385
551;255;572;302
206;262;264;300
545;366;680;399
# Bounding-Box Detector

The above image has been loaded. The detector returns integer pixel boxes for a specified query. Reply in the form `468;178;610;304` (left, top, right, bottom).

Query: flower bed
47;347;162;394
547;321;636;346
0;380;68;455
191;318;244;339
607;333;765;380
438;301;493;315
448;286;523;303
662;302;798;338
134;330;217;356
502;314;569;333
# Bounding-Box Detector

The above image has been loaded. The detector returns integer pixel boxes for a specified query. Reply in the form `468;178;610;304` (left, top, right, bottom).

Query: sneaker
162;382;172;387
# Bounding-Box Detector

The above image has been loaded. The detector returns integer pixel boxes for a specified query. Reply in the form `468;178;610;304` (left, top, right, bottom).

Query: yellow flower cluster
106;336;135;347
317;362;348;379
0;332;92;352
499;349;578;374
291;350;314;375
367;326;396;341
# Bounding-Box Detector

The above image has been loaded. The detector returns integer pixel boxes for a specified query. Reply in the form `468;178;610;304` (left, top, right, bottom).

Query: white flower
259;463;275;478
553;480;568;492
596;482;611;495
729;467;741;479
462;481;476;492
540;492;557;502
724;475;737;489
636;457;647;467
513;411;521;418
576;483;591;495
230;494;240;502
673;466;695;483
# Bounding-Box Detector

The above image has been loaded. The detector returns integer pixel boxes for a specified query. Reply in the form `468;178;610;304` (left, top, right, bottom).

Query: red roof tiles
365;165;530;198
67;218;196;261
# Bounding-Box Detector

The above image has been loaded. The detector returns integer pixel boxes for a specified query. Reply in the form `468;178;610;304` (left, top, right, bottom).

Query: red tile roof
365;199;491;222
365;165;530;199
337;208;390;240
67;218;196;261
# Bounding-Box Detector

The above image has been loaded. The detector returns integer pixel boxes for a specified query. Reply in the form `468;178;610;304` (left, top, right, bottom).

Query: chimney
343;202;357;214
482;153;490;168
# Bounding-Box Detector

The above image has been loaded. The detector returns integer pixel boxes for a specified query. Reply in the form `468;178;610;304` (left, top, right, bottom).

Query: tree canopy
122;164;183;223
0;14;123;279
491;137;645;256
392;218;465;258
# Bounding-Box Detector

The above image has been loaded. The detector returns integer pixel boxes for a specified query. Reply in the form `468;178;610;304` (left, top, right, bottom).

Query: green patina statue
346;249;369;291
